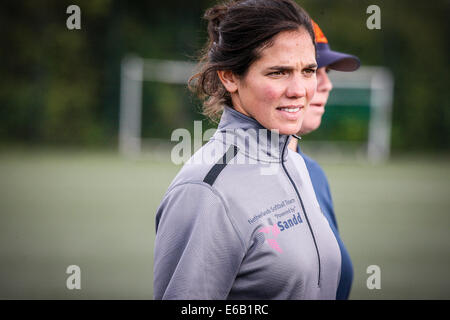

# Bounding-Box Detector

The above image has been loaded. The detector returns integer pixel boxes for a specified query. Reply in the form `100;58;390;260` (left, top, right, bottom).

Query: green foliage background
0;0;448;151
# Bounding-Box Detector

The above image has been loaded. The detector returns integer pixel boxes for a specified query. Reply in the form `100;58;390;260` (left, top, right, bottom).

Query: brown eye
303;68;317;77
268;70;285;76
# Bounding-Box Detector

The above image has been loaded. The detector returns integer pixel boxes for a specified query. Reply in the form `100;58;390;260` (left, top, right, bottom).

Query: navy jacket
297;147;354;299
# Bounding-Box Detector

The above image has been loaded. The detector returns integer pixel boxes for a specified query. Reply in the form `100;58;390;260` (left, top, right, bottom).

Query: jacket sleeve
153;182;245;300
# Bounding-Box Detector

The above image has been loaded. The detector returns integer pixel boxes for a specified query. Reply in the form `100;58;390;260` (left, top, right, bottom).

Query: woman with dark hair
154;0;341;299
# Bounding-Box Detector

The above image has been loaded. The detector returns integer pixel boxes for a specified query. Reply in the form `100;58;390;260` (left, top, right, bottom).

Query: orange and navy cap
312;20;360;72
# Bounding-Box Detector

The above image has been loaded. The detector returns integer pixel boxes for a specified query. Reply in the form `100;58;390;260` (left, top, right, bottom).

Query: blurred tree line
0;0;448;151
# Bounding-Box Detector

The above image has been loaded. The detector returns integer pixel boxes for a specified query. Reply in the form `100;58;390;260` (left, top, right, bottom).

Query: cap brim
317;46;361;72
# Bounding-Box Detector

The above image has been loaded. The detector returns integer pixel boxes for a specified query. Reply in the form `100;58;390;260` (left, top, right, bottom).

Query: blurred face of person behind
284;20;360;152
299;67;333;135
218;27;317;135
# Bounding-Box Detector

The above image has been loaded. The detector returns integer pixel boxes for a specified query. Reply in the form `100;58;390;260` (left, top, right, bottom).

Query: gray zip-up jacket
154;106;341;299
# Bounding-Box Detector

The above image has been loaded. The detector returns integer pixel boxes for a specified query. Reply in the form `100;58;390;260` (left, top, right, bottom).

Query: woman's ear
217;70;239;93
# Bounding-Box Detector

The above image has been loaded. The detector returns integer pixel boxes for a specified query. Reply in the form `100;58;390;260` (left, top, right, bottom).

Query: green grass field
0;147;449;299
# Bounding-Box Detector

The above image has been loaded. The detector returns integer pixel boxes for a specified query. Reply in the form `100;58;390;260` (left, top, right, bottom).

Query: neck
288;136;298;152
214;106;293;163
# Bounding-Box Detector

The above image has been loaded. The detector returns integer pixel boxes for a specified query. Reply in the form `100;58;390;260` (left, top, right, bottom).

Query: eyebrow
266;63;318;71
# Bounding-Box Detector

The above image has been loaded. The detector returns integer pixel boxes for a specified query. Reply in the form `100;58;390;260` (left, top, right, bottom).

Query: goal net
119;55;394;163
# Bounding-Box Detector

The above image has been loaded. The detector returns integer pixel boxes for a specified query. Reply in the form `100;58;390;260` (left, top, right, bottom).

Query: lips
276;105;304;111
277;106;301;113
276;105;304;120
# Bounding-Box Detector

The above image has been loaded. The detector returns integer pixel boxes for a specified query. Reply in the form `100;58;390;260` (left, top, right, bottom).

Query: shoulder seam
203;144;239;186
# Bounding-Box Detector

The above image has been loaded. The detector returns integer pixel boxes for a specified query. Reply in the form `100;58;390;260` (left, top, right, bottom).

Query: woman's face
226;28;317;135
299;67;333;135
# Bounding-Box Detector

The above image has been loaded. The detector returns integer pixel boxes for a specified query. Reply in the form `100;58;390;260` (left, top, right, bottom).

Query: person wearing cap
288;21;361;300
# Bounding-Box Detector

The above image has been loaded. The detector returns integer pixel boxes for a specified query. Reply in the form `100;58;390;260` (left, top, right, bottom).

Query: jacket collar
213;106;293;163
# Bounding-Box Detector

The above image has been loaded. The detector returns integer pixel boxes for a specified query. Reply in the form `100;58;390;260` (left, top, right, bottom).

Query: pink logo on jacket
258;224;282;253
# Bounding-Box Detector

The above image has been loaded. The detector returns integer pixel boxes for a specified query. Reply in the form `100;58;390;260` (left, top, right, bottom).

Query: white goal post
119;55;394;162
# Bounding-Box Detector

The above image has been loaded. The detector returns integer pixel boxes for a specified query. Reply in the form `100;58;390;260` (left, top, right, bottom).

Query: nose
317;68;333;93
285;75;307;99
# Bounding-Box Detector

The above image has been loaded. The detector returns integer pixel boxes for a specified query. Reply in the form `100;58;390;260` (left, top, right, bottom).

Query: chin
299;120;321;135
278;122;303;135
